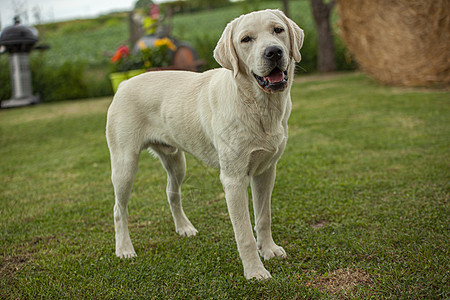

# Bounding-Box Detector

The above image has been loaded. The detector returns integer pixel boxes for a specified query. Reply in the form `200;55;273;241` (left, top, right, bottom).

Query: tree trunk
129;11;144;48
282;0;290;18
310;0;336;72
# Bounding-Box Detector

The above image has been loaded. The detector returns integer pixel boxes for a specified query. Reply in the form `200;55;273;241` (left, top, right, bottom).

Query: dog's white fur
106;9;303;279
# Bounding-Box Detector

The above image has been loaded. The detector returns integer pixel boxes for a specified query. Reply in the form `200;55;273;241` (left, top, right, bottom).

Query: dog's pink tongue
264;69;284;83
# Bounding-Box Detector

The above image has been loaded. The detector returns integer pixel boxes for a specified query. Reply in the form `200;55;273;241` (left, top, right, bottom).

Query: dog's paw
116;240;137;258
244;265;272;280
176;224;198;237
116;250;137;259
259;243;287;261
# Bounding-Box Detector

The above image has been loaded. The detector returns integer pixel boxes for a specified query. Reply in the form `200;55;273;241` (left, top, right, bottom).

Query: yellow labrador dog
106;9;303;279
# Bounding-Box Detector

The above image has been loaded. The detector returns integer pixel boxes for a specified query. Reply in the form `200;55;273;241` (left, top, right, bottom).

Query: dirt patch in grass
0;253;32;298
1;235;60;298
308;268;372;297
310;219;330;229
0;253;32;277
1;235;57;277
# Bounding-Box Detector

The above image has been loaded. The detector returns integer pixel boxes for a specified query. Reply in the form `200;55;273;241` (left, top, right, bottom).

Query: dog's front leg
220;173;271;279
251;165;287;260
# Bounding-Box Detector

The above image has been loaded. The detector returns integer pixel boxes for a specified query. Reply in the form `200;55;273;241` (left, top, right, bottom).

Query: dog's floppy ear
273;10;304;62
214;20;240;78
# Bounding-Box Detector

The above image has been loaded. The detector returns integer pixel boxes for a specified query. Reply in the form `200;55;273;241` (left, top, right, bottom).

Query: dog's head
214;9;304;93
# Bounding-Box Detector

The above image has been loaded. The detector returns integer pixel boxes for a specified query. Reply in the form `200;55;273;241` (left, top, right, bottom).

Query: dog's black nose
264;46;283;61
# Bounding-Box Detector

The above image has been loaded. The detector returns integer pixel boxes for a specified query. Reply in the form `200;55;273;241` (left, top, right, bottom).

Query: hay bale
337;0;450;87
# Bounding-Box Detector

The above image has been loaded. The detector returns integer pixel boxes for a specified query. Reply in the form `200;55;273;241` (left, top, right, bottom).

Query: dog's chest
248;128;287;176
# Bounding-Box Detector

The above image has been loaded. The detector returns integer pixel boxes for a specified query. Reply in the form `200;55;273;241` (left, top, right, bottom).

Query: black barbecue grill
0;17;46;108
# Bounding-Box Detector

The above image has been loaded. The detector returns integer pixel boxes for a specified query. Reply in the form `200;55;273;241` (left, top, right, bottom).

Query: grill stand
2;53;40;108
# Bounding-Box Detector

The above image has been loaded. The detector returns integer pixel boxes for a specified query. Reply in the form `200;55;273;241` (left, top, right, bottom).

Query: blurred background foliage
0;0;355;102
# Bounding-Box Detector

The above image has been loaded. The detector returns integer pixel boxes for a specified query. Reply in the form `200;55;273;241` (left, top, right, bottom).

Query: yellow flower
137;40;147;50
154;38;176;51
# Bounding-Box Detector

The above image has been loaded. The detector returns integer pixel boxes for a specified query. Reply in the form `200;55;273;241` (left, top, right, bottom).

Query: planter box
109;69;146;93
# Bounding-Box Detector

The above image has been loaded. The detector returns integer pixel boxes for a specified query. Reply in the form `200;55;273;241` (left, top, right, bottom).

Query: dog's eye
274;27;284;34
241;36;252;43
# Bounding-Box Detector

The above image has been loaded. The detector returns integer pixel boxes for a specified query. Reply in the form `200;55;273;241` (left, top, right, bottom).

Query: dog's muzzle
253;68;288;92
253;46;288;92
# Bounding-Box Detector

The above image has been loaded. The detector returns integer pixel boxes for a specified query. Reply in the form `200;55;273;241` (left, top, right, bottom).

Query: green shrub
295;27;318;74
30;55;87;102
84;66;113;98
0;54;111;102
334;35;357;71
190;33;220;70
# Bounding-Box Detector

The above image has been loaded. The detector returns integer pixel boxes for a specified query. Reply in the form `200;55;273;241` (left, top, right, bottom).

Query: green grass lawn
1;73;448;298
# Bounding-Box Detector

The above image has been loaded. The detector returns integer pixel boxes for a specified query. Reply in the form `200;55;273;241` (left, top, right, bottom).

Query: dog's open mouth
253;68;288;92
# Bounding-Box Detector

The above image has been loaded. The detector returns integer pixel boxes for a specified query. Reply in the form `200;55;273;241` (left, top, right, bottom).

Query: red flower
111;45;130;63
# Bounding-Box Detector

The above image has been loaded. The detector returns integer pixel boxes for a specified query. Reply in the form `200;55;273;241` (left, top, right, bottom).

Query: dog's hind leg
151;146;198;237
110;149;140;258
